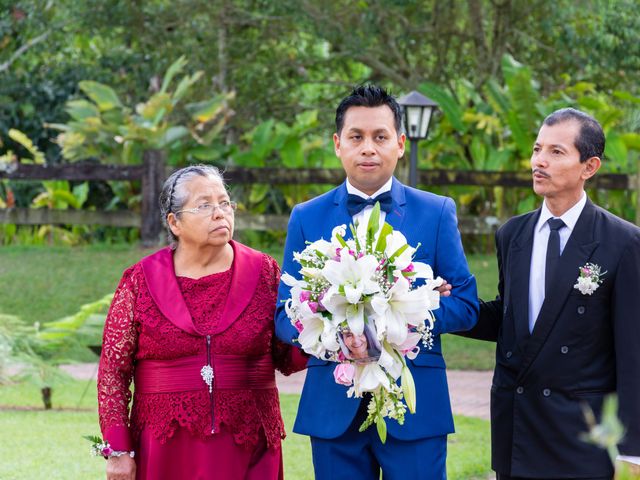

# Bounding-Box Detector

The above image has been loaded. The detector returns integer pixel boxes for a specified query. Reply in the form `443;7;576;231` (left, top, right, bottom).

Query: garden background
1;1;639;479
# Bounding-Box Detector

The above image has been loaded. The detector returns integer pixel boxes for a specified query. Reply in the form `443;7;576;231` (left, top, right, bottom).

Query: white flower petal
378;345;402;380
281;272;302;287
357;363;390;392
344;283;363;304
346;303;365;335
332;224;347;239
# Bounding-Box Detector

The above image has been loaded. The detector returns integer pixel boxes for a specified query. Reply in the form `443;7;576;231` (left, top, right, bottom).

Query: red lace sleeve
265;255;308;375
97;264;141;451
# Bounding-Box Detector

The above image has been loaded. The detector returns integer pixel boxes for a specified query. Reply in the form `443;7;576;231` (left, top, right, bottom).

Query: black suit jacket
464;199;640;478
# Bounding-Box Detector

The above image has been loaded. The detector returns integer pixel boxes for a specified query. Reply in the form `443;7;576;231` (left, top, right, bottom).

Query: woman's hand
106;455;136;480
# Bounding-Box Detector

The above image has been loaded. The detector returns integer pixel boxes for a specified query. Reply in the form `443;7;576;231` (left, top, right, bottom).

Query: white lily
384;230;416;270
371;276;436;345
396;331;423;360
322;248;380;304
281;273;305;289
410;261;434;279
300;266;323;279
321;285;367;335
414;279;443;312
307;238;334;257
298;313;325;356
320;322;340;351
356;362;391;393
286;285;304;308
332;224;347;240
378;343;403;380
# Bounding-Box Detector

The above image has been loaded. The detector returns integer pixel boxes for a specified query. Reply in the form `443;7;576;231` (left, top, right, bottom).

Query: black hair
543;108;605;162
335;84;403;135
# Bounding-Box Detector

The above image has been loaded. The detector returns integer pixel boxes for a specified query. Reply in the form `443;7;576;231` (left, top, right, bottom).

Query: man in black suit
463;108;640;479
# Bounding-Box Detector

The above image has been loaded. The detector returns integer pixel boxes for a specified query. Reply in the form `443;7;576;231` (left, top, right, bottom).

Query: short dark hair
542;108;605;162
335;84;403;135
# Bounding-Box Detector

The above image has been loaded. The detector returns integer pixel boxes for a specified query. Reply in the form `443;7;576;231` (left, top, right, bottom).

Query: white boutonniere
573;263;606;295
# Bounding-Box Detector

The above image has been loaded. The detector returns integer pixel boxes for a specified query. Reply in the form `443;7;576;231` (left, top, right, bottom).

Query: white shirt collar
345;177;393;199
536;191;587;233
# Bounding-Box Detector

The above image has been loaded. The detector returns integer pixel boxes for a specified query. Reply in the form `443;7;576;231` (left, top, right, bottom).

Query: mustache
532;168;550;178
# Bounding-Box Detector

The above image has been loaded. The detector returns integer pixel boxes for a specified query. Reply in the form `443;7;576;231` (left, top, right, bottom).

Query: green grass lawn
0;244;155;326
0;381;490;480
0;244;499;371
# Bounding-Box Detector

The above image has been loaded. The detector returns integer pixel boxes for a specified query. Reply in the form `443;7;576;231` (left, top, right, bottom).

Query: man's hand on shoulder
436;279;452;297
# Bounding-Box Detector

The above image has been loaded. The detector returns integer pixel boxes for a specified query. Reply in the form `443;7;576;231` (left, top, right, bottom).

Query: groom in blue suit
275;85;478;479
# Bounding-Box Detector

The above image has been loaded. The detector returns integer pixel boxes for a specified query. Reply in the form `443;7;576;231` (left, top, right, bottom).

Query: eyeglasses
175;200;237;216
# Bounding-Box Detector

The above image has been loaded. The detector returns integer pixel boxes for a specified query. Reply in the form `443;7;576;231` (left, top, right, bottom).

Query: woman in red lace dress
97;165;306;480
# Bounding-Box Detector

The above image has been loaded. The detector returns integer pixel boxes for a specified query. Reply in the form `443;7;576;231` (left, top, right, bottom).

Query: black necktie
545;218;565;296
346;191;393;217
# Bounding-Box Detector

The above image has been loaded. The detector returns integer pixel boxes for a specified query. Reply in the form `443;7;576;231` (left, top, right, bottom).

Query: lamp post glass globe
397;91;438;187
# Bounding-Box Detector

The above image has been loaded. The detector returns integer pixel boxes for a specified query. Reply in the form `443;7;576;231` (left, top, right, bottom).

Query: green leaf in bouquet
366;202;381;247
83;435;104;444
349;224;361;252
376;417;387;444
388;243;409;262
335;233;348;248
374;222;393;253
401;365;416;414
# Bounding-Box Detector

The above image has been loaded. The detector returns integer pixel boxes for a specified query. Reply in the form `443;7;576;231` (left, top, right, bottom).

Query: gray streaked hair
159;164;226;246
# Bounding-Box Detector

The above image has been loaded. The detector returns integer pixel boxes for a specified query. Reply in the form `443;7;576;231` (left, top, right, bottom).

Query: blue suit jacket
275;178;478;440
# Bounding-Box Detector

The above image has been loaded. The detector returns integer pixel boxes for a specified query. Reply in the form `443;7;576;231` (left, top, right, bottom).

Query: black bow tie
346;191;393;217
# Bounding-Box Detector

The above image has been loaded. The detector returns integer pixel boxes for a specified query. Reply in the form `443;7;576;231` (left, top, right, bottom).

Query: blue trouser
310;399;447;480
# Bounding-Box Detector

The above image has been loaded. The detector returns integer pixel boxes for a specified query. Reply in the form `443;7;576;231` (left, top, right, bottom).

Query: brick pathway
59;364;492;420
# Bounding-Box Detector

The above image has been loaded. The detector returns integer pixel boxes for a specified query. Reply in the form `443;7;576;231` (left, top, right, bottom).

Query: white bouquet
282;203;442;441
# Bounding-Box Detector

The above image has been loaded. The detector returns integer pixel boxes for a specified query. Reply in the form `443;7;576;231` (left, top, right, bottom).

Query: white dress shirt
345;177;393;225
528;192;587;332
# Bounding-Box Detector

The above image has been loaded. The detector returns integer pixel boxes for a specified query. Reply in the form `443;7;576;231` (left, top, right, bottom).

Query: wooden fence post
141;149;166;246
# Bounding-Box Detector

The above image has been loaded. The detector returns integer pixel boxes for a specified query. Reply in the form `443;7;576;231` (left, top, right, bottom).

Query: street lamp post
397;91;438;188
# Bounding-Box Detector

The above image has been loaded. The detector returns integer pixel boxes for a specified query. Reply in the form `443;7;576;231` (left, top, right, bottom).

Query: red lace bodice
97;252;304;450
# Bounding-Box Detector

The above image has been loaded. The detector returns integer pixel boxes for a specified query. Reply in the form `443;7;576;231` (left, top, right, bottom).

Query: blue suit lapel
386;177;406;231
332;183;354;234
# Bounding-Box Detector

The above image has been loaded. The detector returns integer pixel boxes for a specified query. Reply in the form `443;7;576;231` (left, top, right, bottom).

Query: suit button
577;306;585;315
503;305;508;315
543;388;551;397
561;346;569;354
516;386;524;394
506;351;513;359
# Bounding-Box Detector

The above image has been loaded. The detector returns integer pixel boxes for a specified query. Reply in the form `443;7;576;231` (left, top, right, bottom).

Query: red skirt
135;426;283;480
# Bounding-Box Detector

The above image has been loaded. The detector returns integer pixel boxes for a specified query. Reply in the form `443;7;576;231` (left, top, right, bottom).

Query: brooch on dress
573;263;606;295
201;365;214;393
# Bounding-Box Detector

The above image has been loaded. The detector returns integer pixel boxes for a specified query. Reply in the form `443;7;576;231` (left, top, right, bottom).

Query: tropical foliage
49;56;232;166
1;0;640;246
